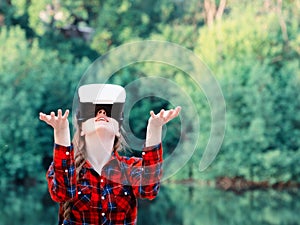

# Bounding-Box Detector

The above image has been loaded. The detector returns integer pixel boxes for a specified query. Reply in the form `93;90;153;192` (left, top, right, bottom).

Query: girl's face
81;108;120;138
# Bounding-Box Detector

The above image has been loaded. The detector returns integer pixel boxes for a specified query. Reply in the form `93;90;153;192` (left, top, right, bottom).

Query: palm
149;106;181;127
39;109;69;130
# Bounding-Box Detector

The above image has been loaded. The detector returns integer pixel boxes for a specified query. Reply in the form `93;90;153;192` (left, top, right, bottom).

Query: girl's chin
95;125;117;135
82;122;118;137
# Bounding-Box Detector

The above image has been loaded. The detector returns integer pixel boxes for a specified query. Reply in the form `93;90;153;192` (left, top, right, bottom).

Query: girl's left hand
148;106;181;127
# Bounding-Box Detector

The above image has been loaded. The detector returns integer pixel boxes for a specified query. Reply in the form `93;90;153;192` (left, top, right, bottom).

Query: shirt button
101;213;105;216
78;191;81;195
101;179;104;182
64;169;68;173
66;151;70;155
142;152;146;155
124;192;128;195
101;196;105;200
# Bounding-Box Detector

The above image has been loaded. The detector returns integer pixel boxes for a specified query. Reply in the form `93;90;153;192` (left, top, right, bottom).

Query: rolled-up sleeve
46;144;77;202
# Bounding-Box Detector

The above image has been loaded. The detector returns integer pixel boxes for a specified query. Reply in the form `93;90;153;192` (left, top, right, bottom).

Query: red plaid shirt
47;143;163;225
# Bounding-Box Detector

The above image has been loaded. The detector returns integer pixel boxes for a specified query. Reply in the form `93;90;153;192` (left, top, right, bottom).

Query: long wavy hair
62;119;125;220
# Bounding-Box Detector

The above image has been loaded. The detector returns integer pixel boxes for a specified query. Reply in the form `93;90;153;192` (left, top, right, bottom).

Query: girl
39;84;181;225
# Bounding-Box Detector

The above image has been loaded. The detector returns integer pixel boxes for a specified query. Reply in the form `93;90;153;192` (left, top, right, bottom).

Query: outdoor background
0;0;300;224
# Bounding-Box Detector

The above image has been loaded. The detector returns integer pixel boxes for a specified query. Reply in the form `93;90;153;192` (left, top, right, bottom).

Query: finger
50;111;55;118
175;106;181;114
171;106;181;119
150;110;156;118
159;109;165;119
39;113;52;125
62;109;70;120
171;106;181;118
39;112;46;121
166;107;181;121
40;113;49;121
57;109;62;119
164;109;174;121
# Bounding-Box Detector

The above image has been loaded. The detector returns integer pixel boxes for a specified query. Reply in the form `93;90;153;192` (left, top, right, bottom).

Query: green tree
194;2;300;182
0;26;90;185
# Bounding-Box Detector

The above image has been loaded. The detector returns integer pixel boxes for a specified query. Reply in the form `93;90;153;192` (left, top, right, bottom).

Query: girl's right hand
39;109;71;146
39;109;70;131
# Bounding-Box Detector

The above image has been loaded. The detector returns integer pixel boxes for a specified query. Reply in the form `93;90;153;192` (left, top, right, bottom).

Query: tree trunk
204;0;227;27
215;0;227;21
204;0;216;28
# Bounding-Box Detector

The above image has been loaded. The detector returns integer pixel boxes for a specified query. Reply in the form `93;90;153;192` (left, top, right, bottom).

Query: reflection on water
0;184;58;225
0;183;299;225
139;184;300;225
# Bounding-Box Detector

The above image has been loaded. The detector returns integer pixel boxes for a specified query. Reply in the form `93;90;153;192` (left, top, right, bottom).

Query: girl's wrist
145;124;162;147
54;127;71;147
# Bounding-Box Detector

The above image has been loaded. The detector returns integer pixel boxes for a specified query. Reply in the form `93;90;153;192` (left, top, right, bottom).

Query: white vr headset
76;84;126;125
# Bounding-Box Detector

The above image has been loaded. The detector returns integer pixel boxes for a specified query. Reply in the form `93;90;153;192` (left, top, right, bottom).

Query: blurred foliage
194;1;300;182
0;26;90;185
0;0;300;187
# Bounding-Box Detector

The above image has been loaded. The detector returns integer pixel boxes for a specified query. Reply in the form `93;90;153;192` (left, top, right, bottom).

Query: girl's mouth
95;116;109;122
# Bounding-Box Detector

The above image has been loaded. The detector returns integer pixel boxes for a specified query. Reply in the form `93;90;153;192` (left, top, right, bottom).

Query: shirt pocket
72;184;92;211
111;185;134;213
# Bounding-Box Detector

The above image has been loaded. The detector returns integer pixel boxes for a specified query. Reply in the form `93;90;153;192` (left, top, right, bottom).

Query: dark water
1;183;299;225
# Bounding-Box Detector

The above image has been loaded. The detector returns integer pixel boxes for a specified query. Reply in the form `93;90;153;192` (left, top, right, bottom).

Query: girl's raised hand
39;109;71;146
39;109;70;131
148;106;181;127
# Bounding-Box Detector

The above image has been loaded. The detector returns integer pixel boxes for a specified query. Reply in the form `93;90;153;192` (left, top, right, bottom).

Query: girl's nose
97;109;107;116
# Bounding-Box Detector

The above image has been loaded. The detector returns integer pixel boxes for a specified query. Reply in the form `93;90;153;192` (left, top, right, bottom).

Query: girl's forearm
145;124;162;147
54;127;71;147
